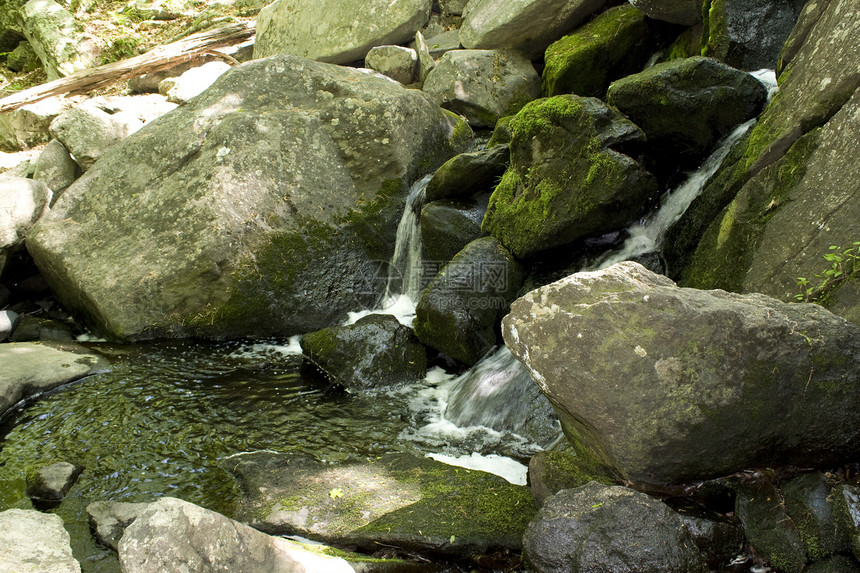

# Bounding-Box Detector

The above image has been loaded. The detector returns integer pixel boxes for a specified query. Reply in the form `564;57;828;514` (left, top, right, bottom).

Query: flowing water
0;74;778;571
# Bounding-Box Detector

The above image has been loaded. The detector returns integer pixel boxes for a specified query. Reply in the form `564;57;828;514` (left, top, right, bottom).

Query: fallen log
0;21;254;114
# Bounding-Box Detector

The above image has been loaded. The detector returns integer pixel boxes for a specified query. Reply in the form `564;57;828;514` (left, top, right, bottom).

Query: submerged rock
414;237;524;365
459;0;611;60
0;342;107;417
300;313;427;390
422;49;541;128
606;56;767;171
228;451;535;563
27;54;470;340
26;461;83;508
86;500;151;550
542;4;650;98
0;509;81;573
254;0;431;64
503;261;860;487
118;497;355;573
482;95;657;259
522;482;707;573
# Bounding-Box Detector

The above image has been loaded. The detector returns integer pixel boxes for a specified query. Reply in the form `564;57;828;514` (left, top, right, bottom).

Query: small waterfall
591;119;754;270
345;175;430;326
443;347;560;448
387;174;431;300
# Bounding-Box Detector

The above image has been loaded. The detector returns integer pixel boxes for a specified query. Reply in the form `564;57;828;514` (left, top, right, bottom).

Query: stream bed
0;339;540;572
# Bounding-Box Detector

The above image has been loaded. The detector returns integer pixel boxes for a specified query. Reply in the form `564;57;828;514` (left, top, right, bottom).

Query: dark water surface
0;339;535;572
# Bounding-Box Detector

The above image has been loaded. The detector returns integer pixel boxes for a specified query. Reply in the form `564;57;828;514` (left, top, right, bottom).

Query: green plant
795;242;860;302
99;37;142;65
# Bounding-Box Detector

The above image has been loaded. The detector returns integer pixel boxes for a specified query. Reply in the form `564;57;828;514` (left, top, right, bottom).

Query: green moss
542;4;647;98
680;128;821;291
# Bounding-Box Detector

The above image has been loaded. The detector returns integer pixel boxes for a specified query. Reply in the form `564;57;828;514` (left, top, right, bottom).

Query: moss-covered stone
420;198;486;263
425;144;509;202
300;314;427;391
678;128;821;292
413;236;524;365
542;4;649;98
527;450;616;508
736;481;807;573
481;95;657;259
606;56;767;174
783;473;850;562
227;451;536;564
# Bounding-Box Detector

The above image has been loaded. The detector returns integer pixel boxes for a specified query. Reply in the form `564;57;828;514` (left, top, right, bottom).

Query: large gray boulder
422;49;541;128
523;482;707;573
414;236;525;365
118;497;356;573
27;54;471;341
481;95;657;259
254;0;431;64
49;96;176;171
0;509;81;573
20;0;99;80
606;56;767;170
0;342;107;417
228;451;535;561
676;1;860;325
629;0;701;25
503;262;860;487
0;176;51;274
459;0;611;60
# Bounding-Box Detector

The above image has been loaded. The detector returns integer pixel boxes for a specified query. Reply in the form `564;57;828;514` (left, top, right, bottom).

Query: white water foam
426;452;528;485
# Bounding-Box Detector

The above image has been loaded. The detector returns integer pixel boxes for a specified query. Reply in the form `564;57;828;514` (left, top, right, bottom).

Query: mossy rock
420;197;486;264
227;451;536;564
782;473;850;561
736;481;806;573
606;56;767;174
425;144;509;202
481;95;657;259
300;314;427;391
542;4;649;98
831;485;860;561
26;54;471;340
413;236;524;365
527;450;616;508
